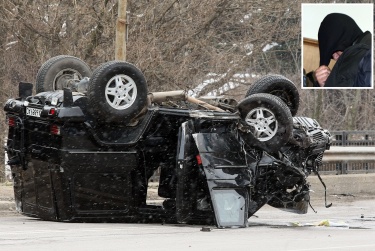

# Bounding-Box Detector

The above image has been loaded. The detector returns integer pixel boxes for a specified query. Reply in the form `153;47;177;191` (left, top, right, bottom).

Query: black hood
318;13;363;66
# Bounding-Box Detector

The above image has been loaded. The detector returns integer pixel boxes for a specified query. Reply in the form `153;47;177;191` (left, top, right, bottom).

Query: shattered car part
4;56;331;228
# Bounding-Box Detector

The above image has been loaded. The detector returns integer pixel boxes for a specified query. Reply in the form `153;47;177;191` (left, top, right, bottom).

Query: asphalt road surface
1;197;375;251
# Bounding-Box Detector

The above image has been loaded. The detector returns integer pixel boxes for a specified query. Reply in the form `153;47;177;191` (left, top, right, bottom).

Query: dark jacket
324;31;372;87
354;43;371;87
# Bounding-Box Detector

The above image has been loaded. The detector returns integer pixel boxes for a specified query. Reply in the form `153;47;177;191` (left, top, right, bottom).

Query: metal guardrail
321;146;375;174
319;131;375;174
321;162;375;175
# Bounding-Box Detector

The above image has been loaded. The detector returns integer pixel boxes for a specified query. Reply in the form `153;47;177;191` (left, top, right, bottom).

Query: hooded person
315;13;372;87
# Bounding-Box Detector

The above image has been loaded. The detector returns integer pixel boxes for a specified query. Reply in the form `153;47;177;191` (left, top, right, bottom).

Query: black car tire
36;55;92;93
87;61;148;124
237;93;293;152
245;74;299;116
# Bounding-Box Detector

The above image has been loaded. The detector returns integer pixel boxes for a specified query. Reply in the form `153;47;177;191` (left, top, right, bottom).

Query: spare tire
36;55;92;93
237;93;293;152
87;61;148;124
245;75;299;116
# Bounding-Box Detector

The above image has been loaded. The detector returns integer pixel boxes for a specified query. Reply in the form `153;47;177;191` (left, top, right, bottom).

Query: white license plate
26;107;42;117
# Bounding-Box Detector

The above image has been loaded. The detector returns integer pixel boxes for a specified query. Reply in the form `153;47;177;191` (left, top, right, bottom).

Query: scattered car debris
318;219;349;228
200;227;212;232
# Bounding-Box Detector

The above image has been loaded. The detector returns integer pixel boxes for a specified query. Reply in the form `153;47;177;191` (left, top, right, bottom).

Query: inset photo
302;3;373;89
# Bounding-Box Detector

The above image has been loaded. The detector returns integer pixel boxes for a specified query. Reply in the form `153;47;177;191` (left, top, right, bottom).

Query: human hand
315;65;331;87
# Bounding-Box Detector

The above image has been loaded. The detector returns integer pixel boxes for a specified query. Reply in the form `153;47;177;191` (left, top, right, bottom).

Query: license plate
26;107;42;117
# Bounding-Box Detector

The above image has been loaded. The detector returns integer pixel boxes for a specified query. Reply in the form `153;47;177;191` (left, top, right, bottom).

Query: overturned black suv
4;55;331;228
